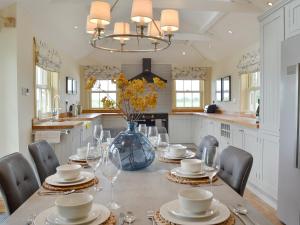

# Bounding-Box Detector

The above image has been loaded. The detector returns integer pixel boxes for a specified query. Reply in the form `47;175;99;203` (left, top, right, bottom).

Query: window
215;79;222;102
240;72;260;113
174;80;204;108
90;80;117;108
35;66;59;117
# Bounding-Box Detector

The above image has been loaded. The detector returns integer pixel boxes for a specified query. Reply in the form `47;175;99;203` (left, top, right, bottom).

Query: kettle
69;104;78;117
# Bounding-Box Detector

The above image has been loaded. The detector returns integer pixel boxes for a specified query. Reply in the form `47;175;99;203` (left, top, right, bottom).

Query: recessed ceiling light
228;30;233;34
74;26;78;29
182;51;186;56
267;2;273;6
110;50;113;53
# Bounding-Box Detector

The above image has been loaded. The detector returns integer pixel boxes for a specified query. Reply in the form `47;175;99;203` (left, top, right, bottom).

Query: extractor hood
129;58;167;83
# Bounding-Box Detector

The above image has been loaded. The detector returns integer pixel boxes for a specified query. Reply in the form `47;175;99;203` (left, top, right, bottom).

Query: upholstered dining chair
196;135;219;160
0;152;39;214
218;146;253;196
28;140;60;184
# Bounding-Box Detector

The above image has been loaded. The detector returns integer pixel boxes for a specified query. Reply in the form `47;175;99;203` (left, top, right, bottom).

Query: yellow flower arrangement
101;73;166;121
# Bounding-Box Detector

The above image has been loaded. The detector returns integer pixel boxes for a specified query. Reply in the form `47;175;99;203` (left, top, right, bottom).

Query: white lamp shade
86;15;97;34
89;1;111;26
113;22;131;41
160;9;179;32
147;20;162;37
131;0;153;24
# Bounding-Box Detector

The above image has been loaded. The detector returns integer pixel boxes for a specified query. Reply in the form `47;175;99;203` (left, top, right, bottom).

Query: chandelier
86;0;180;53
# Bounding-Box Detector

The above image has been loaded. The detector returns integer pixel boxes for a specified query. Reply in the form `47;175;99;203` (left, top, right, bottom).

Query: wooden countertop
59;113;102;121
32;121;84;130
171;112;259;129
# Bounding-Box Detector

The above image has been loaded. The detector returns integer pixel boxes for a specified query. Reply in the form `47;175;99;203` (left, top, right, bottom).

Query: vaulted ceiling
1;0;278;65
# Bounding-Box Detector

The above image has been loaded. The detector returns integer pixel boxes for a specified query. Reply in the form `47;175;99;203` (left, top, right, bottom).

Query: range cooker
133;113;168;132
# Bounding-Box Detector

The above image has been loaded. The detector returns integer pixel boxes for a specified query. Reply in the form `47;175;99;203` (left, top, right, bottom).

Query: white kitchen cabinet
244;129;261;185
260;8;284;136
231;126;245;149
192;116;204;146
260;132;280;201
169;115;193;143
285;0;300;39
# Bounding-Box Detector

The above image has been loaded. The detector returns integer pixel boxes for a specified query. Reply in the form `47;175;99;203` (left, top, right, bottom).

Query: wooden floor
244;189;283;225
0;191;284;224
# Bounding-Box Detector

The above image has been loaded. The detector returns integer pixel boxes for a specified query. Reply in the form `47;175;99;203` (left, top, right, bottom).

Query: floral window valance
237;50;260;75
172;67;210;80
82;65;121;80
34;37;62;72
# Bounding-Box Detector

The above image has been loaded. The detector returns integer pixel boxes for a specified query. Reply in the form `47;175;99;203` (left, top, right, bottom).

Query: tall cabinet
259;0;300;210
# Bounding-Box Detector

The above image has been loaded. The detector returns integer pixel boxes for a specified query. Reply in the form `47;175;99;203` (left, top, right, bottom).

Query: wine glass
157;133;169;157
202;146;220;193
101;147;122;210
138;124;147;136
93;124;103;145
100;130;111;151
86;142;103;192
148;126;158;147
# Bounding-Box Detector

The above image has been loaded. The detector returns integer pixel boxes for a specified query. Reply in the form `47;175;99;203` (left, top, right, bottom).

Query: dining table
2;147;273;225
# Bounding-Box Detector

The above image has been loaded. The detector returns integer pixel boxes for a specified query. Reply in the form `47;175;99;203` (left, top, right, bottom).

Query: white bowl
55;193;94;220
77;147;87;159
56;164;81;180
169;148;186;157
178;189;213;214
181;159;203;173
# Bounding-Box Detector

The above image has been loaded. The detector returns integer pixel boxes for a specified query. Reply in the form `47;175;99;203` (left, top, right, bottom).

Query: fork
146;210;157;225
37;189;82;196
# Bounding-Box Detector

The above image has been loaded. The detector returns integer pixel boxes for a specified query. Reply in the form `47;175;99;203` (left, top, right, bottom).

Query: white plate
168;199;218;219
160;199;230;225
69;155;86;162
55;175;86;184
34;204;110;225
164;150;196;160
45;172;94;187
174;167;205;176
170;144;187;150
171;168;208;179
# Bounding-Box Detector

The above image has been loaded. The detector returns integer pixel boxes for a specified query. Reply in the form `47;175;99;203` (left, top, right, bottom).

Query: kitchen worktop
32;113;101;130
59;113;102;121
32;121;84;130
171;112;259;129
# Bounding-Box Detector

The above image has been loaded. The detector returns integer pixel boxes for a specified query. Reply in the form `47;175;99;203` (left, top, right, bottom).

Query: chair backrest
218;146;253;196
196;135;219;159
0;153;39;214
28;140;60;183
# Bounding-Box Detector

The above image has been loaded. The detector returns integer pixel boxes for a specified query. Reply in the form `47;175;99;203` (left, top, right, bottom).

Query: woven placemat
159;157;181;164
68;160;89;168
153;210;235;225
166;172;218;185
42;177;99;191
102;213;117;225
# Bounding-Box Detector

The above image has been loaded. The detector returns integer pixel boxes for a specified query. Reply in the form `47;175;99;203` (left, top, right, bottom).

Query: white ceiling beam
152;0;261;13
199;12;225;34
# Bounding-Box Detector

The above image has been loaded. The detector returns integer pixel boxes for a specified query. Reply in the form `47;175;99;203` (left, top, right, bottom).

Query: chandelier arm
151;18;162;37
111;0;121;12
90;33;171;52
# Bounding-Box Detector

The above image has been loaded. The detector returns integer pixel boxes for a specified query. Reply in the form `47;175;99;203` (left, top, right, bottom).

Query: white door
260;8;284;135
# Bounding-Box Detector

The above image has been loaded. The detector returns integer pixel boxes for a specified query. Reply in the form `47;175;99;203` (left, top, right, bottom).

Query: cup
77;146;87;159
56;164;81;180
169;147;186;157
181;159;203;173
55;193;94;220
178;189;213;215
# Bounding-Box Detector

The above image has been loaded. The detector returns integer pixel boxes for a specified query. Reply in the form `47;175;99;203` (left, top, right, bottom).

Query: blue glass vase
109;122;155;171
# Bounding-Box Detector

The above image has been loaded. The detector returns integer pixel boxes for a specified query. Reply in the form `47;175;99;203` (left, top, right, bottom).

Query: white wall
0;5;19;157
211;42;259;113
15;2;80;157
